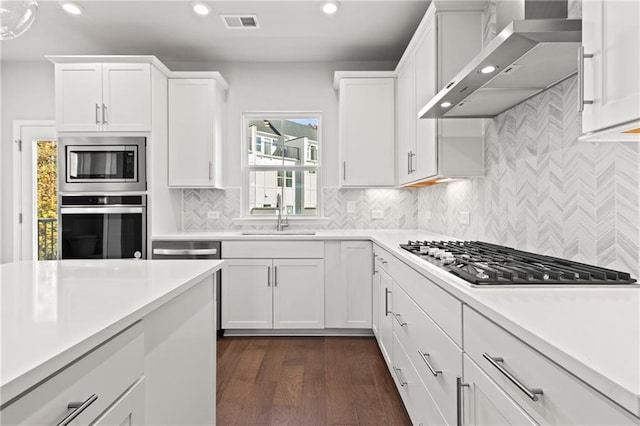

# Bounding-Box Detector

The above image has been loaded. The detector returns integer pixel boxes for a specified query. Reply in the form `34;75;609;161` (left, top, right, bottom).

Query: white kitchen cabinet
92;378;145;426
53;62;151;132
222;243;325;330
396;4;485;186
336;74;396;187
324;241;373;329
581;0;640;141
377;259;394;368
168;75;227;188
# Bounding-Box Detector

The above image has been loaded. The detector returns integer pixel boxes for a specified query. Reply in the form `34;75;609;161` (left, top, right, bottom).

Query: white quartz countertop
154;229;640;416
0;259;223;405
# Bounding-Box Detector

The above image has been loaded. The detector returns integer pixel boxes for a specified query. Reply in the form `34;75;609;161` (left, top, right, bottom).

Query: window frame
242;112;322;218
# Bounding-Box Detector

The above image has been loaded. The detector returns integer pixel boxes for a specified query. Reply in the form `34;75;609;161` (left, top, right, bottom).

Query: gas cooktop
399;240;637;286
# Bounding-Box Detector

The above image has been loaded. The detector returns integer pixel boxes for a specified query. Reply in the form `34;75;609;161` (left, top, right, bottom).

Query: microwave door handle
60;207;144;214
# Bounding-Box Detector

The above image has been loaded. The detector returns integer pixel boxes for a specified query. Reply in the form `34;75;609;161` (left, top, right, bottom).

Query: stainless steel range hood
419;0;581;119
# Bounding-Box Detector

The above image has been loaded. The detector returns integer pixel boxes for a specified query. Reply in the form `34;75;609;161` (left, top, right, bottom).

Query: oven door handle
152;248;218;256
60;207;144;214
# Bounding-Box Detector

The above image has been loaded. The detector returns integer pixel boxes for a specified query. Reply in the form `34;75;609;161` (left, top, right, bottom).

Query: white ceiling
0;0;431;64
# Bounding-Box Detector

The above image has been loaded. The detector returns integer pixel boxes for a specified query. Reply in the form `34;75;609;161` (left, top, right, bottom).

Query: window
244;113;321;217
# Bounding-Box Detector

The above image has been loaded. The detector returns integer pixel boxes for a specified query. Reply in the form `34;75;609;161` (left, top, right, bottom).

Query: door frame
12;120;56;261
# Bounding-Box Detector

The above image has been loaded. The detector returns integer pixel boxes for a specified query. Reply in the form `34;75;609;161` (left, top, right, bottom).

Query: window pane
248;169;317;216
247;118;319;166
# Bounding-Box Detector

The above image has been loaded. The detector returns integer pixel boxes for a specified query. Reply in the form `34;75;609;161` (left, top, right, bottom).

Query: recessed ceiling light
479;65;498;74
191;1;211;16
61;1;83;15
440;101;452;108
321;0;339;15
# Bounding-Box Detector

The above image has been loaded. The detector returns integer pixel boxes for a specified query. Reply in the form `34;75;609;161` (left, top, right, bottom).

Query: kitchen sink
241;230;316;235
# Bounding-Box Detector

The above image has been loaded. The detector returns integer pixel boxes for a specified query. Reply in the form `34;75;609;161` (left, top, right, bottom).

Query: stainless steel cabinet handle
578;46;595;112
384;288;391;316
372;253;377;275
208;161;213;180
152;248;218;256
393;367;407;387
267;266;271;287
61;207;143;214
410;152;416;173
482;353;543;401
102;103;107;124
57;394;98;426
418;351;441;376
392;312;406;327
343;161;346;181
95;103;100;124
407;151;411;174
274;265;278;287
456;377;469;426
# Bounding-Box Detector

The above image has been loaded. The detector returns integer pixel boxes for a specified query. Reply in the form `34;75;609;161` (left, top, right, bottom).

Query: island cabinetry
324;241;373;329
1;323;144;425
222;241;325;330
462;306;640;425
335;73;396;187
52;61;152;132
168;74;227;188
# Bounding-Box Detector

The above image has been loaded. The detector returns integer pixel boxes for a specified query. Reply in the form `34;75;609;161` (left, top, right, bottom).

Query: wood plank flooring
217;336;412;426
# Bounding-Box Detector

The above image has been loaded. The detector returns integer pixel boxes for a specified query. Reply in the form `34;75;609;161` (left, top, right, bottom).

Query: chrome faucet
275;193;289;231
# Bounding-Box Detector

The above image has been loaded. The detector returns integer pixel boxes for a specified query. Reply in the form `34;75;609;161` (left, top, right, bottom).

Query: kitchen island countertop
0;259;223;405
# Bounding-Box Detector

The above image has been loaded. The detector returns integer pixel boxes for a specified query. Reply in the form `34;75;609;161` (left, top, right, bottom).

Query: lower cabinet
377;267;394;367
92;378;146;426
222;258;325;329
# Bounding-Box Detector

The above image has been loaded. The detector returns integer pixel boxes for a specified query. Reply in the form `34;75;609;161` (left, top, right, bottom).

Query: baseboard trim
221;328;374;337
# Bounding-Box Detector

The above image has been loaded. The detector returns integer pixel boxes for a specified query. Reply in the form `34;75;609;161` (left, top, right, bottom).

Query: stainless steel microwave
59;136;146;192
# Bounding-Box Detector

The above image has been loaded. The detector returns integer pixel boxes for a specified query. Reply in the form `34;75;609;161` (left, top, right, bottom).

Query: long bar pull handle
456;377;469;426
95;103;100;124
208;161;213;180
384;288;391;316
152;248;217;256
393;367;407;387
57;394;98;426
410;152;416;173
392;312;406;327
102;103;107;124
372;253;377;275
267;266;271;287
482;353;543;401
274;265;278;287
418;351;441;376
343;161;346;181
407;151;411;174
578;46;595;112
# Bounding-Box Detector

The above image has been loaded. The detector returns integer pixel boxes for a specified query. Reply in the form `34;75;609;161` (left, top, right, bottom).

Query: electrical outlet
424;210;432;220
207;211;220;220
371;210;384;219
346;201;356;213
459;211;470;225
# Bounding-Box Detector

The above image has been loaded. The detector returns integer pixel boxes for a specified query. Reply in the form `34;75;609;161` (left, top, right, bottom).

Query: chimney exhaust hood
419;0;581;119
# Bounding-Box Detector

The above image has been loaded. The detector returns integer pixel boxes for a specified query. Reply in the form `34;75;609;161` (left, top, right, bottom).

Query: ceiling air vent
221;14;260;29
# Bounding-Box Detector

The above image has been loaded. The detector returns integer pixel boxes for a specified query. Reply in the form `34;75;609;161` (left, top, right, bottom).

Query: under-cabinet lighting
440;102;452;108
321;0;339;15
435;178;455;184
191;1;211;16
61;1;83;15
479;65;498;74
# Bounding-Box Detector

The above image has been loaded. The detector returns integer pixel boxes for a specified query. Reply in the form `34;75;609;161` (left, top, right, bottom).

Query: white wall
0;61;55;263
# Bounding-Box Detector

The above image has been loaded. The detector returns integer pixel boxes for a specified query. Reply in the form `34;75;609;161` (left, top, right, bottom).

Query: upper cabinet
396;3;486;186
51;60;153;132
168;74;227;188
580;0;640;141
335;72;396;188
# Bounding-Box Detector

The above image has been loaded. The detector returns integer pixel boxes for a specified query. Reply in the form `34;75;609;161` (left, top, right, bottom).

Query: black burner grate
399;241;637;285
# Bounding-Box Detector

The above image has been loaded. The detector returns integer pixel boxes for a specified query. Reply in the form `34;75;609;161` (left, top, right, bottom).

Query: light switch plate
459;211;470;225
371;210;384;219
346;201;355;213
207;211;220;220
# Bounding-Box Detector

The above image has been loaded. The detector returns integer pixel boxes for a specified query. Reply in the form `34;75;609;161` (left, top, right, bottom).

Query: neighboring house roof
249;119;317;142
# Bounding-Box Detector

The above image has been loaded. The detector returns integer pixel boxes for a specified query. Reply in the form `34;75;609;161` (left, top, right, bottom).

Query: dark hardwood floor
217;336;412;426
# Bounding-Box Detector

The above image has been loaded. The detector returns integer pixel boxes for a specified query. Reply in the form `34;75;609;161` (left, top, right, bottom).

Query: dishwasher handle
152;248;218;256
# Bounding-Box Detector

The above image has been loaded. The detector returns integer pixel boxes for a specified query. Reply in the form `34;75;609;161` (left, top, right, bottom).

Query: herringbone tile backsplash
418;76;640;278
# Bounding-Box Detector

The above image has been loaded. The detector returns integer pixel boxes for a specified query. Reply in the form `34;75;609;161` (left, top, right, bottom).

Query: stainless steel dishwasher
152;240;223;336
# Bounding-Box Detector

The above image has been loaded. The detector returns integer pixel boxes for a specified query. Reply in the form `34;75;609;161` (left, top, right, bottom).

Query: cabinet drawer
373;244;462;346
1;323;144;425
392;332;447;426
223;241;324;258
393;282;462;425
464;307;639;425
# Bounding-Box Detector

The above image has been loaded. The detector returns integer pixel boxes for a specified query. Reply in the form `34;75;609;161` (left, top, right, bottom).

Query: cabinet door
55;63;103;132
102;63;151;132
463;355;538;426
273;259;325;329
168;79;216;187
582;0;640;133
397;54;417;185
222;259;272;329
378;269;394;367
92;378;145;426
339;78;395;187
340;241;372;328
372;257;380;337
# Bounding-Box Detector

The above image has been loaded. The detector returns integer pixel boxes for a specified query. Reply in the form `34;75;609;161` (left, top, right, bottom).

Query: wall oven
59;136;146;192
59;195;146;259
